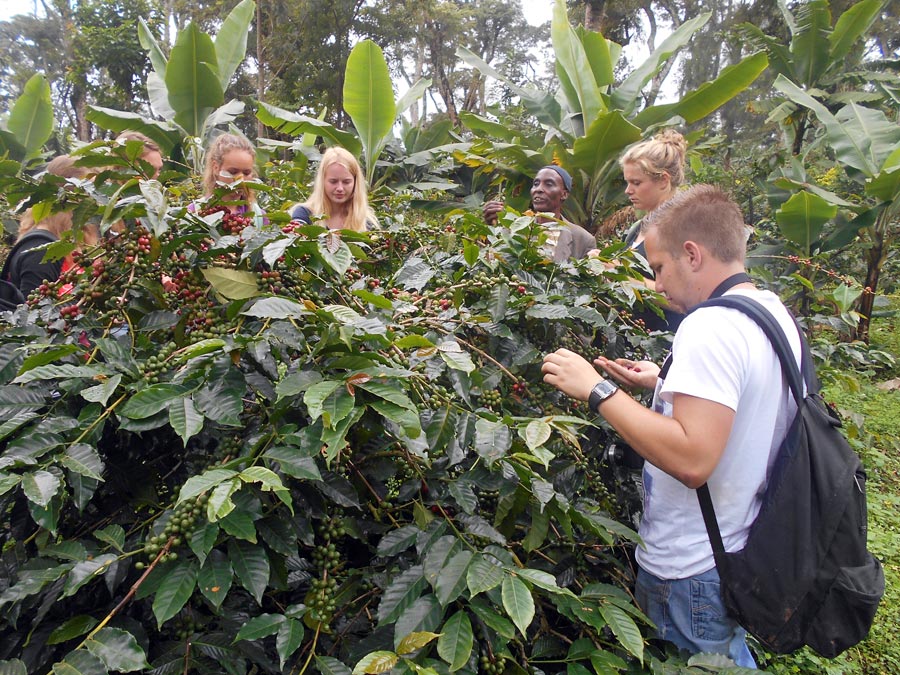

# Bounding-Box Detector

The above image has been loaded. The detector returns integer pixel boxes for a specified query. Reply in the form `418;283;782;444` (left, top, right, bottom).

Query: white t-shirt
636;288;802;579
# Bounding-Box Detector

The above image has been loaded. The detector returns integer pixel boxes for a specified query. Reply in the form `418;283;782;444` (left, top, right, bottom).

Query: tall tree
0;0;157;141
372;0;546;127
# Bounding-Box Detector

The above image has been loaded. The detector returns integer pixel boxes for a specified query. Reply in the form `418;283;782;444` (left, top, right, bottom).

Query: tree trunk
256;0;265;139
584;0;607;32
855;211;892;342
71;83;90;141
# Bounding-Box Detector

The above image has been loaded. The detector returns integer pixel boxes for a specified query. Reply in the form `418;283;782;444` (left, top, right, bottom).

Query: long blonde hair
303;147;376;232
619;129;687;189
202;133;257;201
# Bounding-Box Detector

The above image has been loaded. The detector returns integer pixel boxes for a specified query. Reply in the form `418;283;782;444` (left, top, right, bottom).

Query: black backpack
0;230;58;310
694;295;884;658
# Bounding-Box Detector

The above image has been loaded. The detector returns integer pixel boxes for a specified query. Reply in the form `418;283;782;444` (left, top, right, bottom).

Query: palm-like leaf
343;40;396;185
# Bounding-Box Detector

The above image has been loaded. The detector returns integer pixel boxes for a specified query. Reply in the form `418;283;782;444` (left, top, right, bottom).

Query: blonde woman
615;130;688;331
3;156;93;296
619;129;687;269
198;133;265;222
291;147;376;232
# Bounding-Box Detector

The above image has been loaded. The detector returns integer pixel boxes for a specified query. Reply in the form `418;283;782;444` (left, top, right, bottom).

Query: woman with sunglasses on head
198;133;265;225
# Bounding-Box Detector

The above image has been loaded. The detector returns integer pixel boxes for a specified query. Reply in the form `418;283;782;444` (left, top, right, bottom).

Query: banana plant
86;0;255;171
0;74;54;168
768;73;900;341
454;0;767;231
257;39;430;188
739;0;884;155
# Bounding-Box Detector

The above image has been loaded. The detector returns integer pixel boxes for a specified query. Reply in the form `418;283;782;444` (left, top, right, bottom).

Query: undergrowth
765;295;900;675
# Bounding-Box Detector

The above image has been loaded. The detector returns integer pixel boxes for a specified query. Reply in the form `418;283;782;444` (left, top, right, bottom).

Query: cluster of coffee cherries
142;341;178;384
478;489;500;515
135;493;209;569
198;205;252;237
165;269;227;342
480;389;503;409
478;654;507;675
425;383;454;409
172;613;199;641
114;226;157;274
306;515;346;623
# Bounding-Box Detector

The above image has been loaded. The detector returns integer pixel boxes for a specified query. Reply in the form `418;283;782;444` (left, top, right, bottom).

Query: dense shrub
0;170;698;674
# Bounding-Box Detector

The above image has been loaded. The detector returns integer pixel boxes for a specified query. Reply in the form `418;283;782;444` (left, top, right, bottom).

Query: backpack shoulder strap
692;294;812;562
695;294;814;401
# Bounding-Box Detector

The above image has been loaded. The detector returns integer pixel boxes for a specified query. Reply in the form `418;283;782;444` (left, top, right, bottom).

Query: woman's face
143;150;163;179
324;162;355;206
215;150;255;184
623;162;671;212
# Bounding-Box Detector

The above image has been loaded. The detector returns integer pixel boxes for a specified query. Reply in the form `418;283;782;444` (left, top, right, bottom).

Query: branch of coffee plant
74;535;175;649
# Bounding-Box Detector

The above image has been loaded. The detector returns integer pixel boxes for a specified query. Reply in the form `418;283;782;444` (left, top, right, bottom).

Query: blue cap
541;165;572;191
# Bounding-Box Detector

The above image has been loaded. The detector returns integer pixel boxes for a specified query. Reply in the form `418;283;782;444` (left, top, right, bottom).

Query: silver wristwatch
588;379;619;411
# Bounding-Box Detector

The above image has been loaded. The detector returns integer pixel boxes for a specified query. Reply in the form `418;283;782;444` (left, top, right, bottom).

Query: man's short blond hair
644;184;747;263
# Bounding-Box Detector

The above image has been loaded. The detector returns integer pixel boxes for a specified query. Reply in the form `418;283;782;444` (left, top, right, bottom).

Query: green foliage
454;0;767;230
0;157;694;673
87;0;255;170
0;74;54;165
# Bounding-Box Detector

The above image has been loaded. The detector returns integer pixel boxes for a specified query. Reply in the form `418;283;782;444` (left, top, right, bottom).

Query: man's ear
683;240;703;270
561;189;569;202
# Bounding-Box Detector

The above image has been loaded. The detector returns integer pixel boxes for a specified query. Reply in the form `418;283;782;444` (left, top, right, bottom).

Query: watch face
590;379;618;409
595;380;616;397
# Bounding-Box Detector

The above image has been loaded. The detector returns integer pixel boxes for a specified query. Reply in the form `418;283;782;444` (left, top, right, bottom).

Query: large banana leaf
829;0;882;65
577;26;618;89
86;106;181;154
866;145;900;203
611;13;710;114
215;0;255;92
165;23;224;138
459;112;522;144
138;17;167;81
257;102;362;157
633;52;768;129
343;40;396;185
790;0;833;86
774;76;900;177
736;23;794;78
570;112;640;179
551;0;602;129
397;78;432;118
776;190;837;253
7;74;54;162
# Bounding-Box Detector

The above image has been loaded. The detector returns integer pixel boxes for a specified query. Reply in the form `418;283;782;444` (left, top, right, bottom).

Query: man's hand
541;349;603;401
482;200;505;225
594;357;660;391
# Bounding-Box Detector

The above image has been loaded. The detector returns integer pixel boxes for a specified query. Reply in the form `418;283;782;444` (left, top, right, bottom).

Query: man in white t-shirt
541;184;800;668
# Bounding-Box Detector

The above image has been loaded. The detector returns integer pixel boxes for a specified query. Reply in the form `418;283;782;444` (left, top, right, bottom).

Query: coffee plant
0;170;693;674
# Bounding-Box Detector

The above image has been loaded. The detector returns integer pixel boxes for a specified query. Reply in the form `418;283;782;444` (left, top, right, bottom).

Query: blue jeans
636;566;756;669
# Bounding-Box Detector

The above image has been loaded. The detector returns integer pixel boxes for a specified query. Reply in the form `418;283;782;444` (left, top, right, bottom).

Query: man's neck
703;266;753;300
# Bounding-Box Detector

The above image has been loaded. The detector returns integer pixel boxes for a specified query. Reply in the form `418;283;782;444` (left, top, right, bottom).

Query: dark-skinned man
482;166;595;262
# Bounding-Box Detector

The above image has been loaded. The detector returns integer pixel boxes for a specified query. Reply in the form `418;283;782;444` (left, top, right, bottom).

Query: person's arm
290;204;312;224
541;349;733;487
